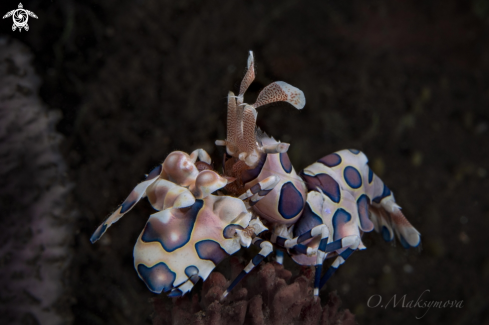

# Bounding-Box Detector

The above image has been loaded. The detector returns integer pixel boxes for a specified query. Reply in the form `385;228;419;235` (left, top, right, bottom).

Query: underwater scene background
0;0;488;324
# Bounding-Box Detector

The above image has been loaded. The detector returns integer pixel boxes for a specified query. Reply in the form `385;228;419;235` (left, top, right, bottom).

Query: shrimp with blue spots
291;148;421;293
91;51;421;301
91;147;273;297
217;51;421;300
301;149;420;248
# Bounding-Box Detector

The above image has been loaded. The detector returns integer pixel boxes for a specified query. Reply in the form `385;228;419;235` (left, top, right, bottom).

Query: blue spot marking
190;275;200;284
357;194;373;232
344;166;362;189
185;266;199;278
315;265;322;284
381;226;393;242
292;244;308;255
120;199;137;214
382;184;392;197
298;230;313;243
223;224;244;239
90;223;107;243
319;238;328;252
146;165;162;180
349;149;360;154
195;240;228;265
332;209;352;241
293;202;323;237
254;239;264;247
168;289;183;297
276;237;286;247
325;240;342;252
250;183;261;194
142;200;203;252
368;166;374;184
280;153;293;173
301;173;341;203
373;184;392;204
319;265;338;288
252;254;265;266
227;270;247;292
241;154;267;183
318;153;342;167
278;182;304;220
259;189;272;196
137;262;176;293
340;248;355;259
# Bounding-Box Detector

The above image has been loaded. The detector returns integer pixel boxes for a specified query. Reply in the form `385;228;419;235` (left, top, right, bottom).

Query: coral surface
152;259;355;325
0;37;73;325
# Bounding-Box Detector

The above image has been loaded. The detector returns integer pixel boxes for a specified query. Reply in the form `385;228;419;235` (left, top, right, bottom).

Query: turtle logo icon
3;3;38;32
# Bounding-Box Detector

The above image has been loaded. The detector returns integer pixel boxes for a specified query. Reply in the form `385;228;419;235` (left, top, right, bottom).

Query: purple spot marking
344;166;362;189
146;165;162;180
293;202;323;237
242;154;267;183
318;153;342;167
185;265;199;278
357;194;374;232
120;201;136;214
190;274;200;284
120;193;138;213
373;184;391;204
195;240;229;265
142;200;203;252
280;153;292;173
90;223;107;243
137;262;176;293
258;189;271;196
223;224;244;239
382;226;393;242
168;289;183;297
332;209;352;241
250;183;261;194
278;182;304;220
300;172;341;203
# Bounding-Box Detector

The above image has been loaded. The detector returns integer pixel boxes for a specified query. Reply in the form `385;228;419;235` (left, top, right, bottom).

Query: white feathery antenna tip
275;81;306;109
247;51;254;68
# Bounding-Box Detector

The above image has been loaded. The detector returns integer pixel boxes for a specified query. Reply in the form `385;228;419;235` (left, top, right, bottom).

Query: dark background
2;0;488;324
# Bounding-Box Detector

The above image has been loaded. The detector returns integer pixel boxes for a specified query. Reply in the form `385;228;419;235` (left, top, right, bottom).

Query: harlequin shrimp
91;148;273;296
216;51;420;298
91;51;421;300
